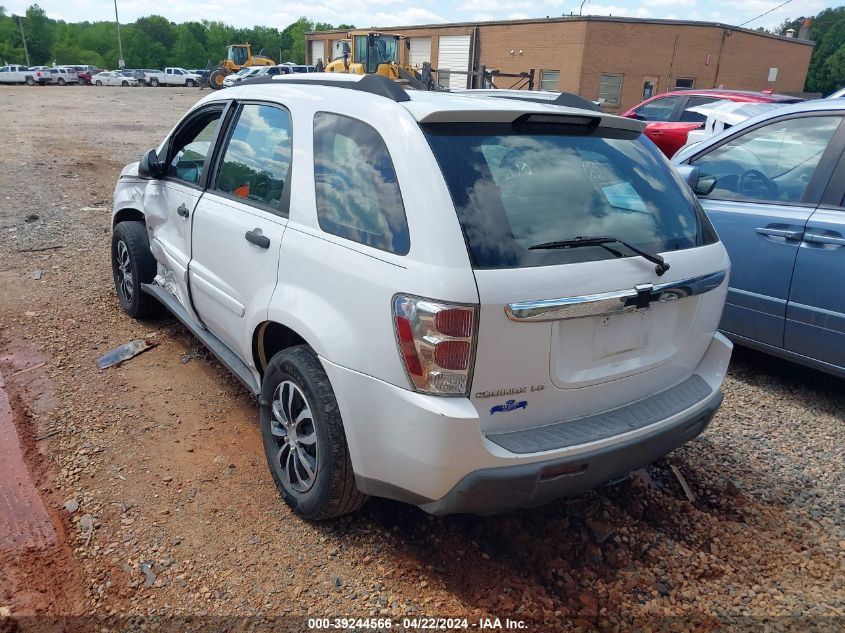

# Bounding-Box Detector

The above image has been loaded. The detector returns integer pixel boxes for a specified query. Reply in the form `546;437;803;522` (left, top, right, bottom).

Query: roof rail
238;73;411;102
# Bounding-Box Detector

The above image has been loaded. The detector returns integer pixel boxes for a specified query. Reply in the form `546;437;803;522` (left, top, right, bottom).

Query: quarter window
598;73;623;107
313;112;409;255
691;116;842;204
166;108;224;185
215;104;292;212
540;70;560;92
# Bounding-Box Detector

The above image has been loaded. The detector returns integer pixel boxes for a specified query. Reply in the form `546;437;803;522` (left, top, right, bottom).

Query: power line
737;0;794;28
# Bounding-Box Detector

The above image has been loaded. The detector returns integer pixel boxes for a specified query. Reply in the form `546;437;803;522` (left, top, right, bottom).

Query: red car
621;89;803;157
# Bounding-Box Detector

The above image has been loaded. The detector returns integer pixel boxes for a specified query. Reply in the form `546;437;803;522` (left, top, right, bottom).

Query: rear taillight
393;295;477;396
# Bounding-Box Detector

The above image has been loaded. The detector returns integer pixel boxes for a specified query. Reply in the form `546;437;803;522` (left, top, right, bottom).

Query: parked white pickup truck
0;64;45;86
144;67;201;87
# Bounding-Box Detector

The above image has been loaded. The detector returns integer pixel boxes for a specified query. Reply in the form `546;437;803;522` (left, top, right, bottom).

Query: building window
539;70;560;91
673;78;695;90
598;74;623;107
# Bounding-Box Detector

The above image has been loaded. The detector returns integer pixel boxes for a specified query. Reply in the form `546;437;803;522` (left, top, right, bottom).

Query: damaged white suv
111;74;732;519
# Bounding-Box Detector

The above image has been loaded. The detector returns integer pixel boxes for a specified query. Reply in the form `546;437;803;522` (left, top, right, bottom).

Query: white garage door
437;35;471;90
408;37;432;67
310;40;325;65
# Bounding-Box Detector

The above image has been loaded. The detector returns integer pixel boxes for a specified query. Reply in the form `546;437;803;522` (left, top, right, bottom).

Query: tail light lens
393;295;477;396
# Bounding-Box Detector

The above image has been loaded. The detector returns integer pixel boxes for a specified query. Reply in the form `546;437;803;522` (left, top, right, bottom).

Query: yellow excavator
208;43;275;90
321;31;441;90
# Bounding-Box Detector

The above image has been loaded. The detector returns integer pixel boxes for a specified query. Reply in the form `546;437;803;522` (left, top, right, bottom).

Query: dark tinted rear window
424;121;717;269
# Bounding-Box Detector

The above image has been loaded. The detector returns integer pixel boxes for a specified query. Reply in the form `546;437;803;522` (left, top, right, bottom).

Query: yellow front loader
208;43;275;90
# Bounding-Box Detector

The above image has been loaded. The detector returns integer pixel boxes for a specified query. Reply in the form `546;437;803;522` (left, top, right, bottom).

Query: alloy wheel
269;380;319;493
115;240;133;302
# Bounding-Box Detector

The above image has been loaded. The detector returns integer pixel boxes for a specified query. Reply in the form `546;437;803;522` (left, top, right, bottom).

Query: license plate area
593;309;650;359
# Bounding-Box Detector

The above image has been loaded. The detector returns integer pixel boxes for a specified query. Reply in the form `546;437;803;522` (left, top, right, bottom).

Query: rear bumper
421;390;721;515
322;332;731;515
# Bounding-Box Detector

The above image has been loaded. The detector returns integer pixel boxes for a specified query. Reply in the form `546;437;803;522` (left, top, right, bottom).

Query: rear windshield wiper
528;236;670;276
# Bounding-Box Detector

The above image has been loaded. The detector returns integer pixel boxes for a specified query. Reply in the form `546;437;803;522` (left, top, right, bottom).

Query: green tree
23;4;56;64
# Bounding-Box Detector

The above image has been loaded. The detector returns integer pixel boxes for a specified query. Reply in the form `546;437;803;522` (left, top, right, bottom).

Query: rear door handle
804;231;845;246
176;203;190;218
755;227;803;240
245;229;270;249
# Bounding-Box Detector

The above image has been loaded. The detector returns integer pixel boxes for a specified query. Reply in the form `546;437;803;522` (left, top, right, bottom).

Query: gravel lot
0;85;842;631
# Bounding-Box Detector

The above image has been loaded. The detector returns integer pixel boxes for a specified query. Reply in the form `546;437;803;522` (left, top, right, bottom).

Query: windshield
424;121;717;269
228;46;248;65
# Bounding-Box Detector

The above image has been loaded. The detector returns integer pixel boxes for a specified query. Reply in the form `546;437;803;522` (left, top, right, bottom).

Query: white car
110;73;732;519
145;67;202;87
93;71;139;87
222;66;266;87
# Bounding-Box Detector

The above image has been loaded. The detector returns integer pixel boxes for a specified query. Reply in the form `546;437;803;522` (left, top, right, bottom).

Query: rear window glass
423;121;717;269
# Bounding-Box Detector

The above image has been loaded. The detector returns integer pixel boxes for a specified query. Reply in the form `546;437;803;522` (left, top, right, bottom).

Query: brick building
305;16;813;112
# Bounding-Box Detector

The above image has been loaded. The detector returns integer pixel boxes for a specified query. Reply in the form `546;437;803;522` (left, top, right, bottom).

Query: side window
313;112;409;255
215;104;292;212
679;96;721;123
0;67;8;73
166;109;224;185
691;116;842;204
635;96;684;121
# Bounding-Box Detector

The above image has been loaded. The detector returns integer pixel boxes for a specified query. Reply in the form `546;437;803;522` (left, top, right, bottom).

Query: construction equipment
321;31;441;91
208;43;274;90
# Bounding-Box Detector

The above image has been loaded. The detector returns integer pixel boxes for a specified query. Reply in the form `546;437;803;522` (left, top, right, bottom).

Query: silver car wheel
115;240;133;302
269;380;318;493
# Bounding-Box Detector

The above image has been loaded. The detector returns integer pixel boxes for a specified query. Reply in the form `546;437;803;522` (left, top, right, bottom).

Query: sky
4;0;838;32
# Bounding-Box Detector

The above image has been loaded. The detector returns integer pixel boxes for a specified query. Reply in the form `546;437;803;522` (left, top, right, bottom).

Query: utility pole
113;0;125;69
17;16;31;66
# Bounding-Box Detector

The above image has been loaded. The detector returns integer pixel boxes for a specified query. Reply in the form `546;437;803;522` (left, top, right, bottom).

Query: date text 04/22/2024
307;617;528;629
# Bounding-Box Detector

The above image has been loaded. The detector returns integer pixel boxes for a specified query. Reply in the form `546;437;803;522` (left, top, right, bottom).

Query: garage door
310;40;325;65
437;35;471;90
408;37;432;67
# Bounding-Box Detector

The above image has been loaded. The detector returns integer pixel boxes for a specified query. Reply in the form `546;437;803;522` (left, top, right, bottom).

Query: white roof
207;73;643;132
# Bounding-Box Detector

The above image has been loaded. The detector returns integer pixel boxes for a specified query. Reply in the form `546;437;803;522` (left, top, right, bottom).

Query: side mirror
675;164;699;190
138;149;162;179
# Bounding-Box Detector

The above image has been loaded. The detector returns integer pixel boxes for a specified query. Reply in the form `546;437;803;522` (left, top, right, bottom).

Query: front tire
95;80;103;86
186;79;195;87
111;221;161;318
208;69;227;90
121;80;128;87
260;346;367;520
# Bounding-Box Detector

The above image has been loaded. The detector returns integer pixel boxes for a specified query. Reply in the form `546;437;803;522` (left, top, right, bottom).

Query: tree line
774;6;845;95
0;4;352;70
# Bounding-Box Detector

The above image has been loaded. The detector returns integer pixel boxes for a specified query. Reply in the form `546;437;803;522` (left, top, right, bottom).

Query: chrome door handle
804;231;845;246
755;227;802;240
244;229;270;249
176;203;190;218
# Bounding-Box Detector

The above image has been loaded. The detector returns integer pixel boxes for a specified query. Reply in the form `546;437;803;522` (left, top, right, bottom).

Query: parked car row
220;62;315;87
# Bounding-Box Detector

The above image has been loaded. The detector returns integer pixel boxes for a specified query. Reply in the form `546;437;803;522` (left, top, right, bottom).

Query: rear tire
111;221;162;319
150;78;159;87
25;77;34;86
57;78;66;86
260;346;367;520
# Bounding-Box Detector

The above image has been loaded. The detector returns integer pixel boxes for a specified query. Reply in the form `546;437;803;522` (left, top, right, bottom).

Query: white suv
111;74;732;519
